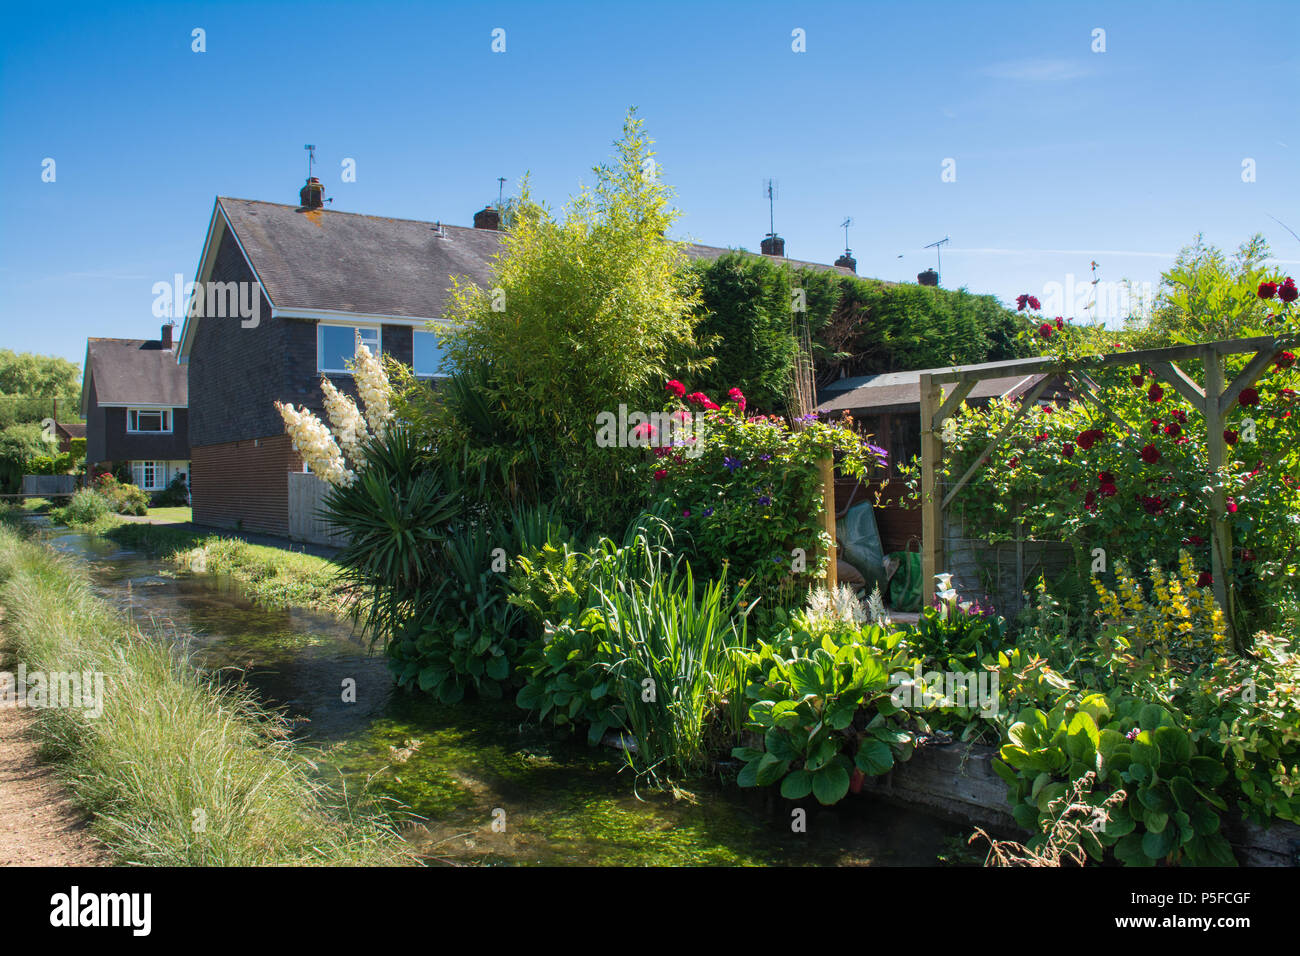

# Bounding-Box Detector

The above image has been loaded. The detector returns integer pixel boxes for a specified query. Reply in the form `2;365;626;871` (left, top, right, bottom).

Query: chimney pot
917;269;939;287
161;323;174;349
299;177;324;210
835;252;857;273
760;234;785;257
473;207;501;230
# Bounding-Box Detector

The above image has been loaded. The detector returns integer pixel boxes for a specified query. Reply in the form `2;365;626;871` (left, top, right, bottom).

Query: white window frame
317;322;382;375
127;407;172;434
412;326;451;379
133;460;164;491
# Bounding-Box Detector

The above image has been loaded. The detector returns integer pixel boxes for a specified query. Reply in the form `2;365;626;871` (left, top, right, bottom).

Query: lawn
147;505;192;523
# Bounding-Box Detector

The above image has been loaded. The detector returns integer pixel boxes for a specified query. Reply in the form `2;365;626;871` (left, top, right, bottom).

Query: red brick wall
191;434;301;537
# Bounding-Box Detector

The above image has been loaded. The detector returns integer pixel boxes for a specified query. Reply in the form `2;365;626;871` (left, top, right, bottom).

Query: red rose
1008;456;1019;467
1276;351;1296;370
1098;471;1115;484
1099;481;1118;498
1034;432;1047;443
1141;495;1165;515
1150;418;1162;434
1147;383;1163;403
1085;490;1096;510
1076;429;1104;451
1238;387;1259;407
1163;422;1181;437
1055;317;1064;330
1029;295;1041;310
1280;278;1298;303
1258;281;1278;300
1062;442;1075;459
1171;409;1187;423
1140;443;1161;464
1224;429;1238;445
1196;571;1212;588
653;468;667;481
1226;497;1238;514
1130;374;1144;387
665;379;686;398
1038;322;1053;339
727;387;746;411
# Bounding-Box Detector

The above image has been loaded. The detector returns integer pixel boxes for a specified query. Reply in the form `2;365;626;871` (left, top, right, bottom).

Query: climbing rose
1164;422;1181;437
1055;316;1064;330
1062;442;1075;459
1038;322;1053;339
1280;277;1298;303
1238;387;1259;407
1258;281;1278;300
653;468;667;481
1224;429;1239;445
665;379;686;398
685;391;711;407
1084;490;1096;510
1171;408;1187;423
1196;572;1213;588
1140;443;1161;464
1098;471;1115;484
1147;383;1164;403
1131;373;1144;387
1227;497;1238;514
1076;428;1105;450
1276;351;1295;370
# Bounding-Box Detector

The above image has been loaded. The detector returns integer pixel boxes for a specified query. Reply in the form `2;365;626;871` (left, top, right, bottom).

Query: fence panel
287;472;348;547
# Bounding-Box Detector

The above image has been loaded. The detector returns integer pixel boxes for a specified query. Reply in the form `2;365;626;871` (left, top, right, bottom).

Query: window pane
413;329;447;377
320;326;354;371
320;326;380;372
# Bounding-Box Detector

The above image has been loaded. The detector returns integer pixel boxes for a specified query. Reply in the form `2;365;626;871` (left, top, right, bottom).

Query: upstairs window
413;328;450;378
318;324;381;374
127;408;172;433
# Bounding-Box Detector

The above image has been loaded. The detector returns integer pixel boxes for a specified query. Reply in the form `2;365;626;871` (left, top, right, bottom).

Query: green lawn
147;505;192;523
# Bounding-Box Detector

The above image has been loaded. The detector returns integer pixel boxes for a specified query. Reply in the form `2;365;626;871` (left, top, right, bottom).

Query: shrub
152;473;190;507
91;473;149;516
52;487;111;527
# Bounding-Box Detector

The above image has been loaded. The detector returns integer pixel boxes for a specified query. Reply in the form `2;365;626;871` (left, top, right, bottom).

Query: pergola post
919;373;943;610
1201;346;1239;649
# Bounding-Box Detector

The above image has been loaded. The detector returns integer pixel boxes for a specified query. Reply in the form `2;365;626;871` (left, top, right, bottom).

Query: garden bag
886;543;922;611
836;501;886;594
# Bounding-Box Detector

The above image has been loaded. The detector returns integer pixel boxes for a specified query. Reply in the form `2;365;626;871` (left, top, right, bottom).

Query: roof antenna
305;144;317;180
923;235;950;283
497;177;506;208
763;178;779;241
840;216;853;256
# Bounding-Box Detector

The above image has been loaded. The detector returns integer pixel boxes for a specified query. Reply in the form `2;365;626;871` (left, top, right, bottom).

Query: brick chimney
760;233;785;257
299;177;324;210
160;322;174;349
835;252;857;273
473;206;501;230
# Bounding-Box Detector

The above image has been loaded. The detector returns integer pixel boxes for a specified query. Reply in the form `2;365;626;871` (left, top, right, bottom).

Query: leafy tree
434;109;705;528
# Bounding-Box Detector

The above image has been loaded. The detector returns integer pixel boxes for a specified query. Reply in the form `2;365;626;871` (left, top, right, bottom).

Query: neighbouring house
80;325;190;494
177;181;855;539
54;421;85;454
816;365;1072;554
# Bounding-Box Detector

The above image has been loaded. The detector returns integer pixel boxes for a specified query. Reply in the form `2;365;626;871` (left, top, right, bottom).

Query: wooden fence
286;472;348;547
20;475;76;497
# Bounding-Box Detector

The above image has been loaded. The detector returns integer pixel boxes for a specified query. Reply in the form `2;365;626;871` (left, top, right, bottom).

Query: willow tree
436;109;706;529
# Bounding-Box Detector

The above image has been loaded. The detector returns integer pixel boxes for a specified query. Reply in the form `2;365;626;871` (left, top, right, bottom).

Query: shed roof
816;367;1049;415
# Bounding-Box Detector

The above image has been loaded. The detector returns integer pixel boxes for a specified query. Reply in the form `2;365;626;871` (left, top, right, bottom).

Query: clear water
43;526;974;866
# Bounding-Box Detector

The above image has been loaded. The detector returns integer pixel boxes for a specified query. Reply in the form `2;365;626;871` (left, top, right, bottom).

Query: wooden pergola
915;334;1298;648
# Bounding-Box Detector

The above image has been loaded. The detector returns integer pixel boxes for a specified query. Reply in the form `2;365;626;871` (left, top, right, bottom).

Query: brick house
80;328;190;492
177;182;854;537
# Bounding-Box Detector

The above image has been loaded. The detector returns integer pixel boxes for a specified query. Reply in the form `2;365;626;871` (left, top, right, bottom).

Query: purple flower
724;456;742;472
868;444;888;462
757;494;771;506
703;507;713;517
759;453;772;462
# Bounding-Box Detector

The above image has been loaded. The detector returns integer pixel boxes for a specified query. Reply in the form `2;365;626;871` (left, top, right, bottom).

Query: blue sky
1;0;1296;365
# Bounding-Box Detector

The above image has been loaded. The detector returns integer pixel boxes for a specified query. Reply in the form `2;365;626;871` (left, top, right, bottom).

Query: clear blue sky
1;0;1296;365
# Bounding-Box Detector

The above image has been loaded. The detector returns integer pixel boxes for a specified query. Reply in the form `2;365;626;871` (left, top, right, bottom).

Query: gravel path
0;698;109;866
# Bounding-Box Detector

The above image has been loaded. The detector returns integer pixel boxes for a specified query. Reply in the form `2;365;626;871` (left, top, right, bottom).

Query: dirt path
0;700;109;866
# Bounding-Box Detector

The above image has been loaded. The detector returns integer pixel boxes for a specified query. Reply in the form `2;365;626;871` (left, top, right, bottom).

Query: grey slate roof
215;198;857;320
85;338;188;407
816;367;1048;415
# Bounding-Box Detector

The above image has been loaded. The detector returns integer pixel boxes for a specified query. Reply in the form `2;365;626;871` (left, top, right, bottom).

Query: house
54;421;85;454
80;326;190;493
177;180;855;538
816;366;1072;554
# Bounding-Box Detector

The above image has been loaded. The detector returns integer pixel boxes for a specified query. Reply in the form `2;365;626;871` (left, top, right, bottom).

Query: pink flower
727;387;746;411
653;468;667;481
665;379;686;398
